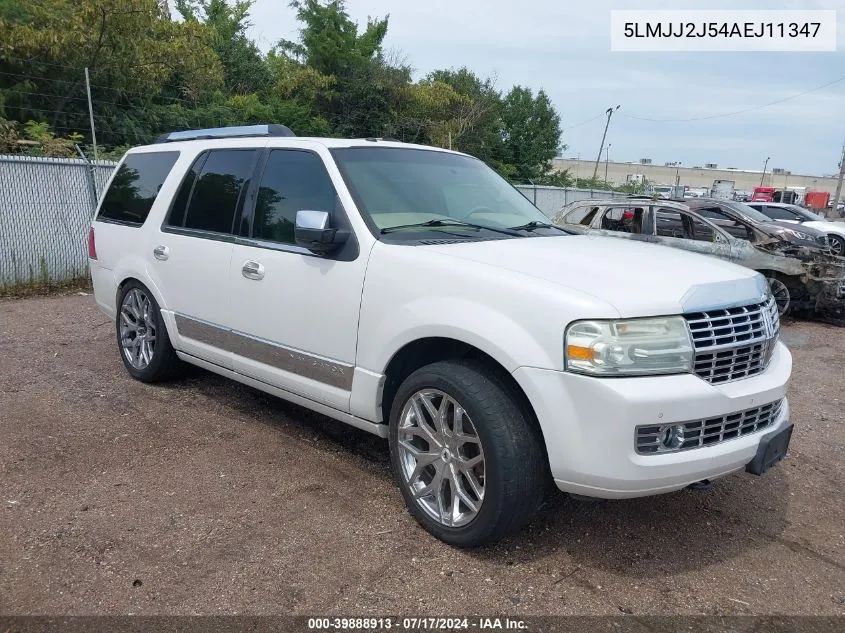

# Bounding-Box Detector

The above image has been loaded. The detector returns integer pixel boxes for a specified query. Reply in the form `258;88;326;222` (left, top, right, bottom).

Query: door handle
153;245;169;261
242;261;265;280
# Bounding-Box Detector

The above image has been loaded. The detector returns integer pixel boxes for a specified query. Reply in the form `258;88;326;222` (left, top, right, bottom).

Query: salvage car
747;201;845;256
681;198;831;252
553;199;845;316
90;125;795;547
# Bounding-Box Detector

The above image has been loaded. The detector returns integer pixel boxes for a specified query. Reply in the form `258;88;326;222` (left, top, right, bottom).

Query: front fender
357;295;558;375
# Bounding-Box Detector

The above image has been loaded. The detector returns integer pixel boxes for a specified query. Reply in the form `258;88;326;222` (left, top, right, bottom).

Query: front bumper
513;341;792;499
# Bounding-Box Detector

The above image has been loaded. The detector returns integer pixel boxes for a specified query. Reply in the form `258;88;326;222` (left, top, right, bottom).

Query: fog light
660;424;685;451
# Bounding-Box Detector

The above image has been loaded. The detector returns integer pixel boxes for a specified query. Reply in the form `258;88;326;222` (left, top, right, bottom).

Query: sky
239;0;844;177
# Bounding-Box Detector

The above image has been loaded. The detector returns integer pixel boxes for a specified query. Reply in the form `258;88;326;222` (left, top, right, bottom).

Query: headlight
565;316;694;377
784;228;813;241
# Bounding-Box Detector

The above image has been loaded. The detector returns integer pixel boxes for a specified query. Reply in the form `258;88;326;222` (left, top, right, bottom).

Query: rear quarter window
97;151;180;226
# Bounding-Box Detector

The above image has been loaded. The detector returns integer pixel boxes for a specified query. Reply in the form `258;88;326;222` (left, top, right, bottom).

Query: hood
803;220;845;237
421;235;767;318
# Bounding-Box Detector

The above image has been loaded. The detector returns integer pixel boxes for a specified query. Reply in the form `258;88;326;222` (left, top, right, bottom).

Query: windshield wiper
380;219;521;236
507;220;565;232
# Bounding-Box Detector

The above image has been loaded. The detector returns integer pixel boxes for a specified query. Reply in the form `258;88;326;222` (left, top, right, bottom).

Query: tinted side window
98;152;179;225
253;150;337;245
166;156;202;229
763;206;800;221
180;149;258;234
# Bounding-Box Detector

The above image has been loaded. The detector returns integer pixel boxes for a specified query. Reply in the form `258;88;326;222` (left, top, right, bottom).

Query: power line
562;112;607;131
0;86;192;109
0;69;200;103
622;75;845;123
1;104;122;120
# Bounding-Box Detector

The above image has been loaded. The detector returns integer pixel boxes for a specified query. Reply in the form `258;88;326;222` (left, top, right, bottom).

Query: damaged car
551;199;845;317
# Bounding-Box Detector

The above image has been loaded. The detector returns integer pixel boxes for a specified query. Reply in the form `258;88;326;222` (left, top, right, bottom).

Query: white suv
88;125;793;547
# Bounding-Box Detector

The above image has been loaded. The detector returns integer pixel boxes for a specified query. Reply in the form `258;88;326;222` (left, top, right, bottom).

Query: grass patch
0;276;93;299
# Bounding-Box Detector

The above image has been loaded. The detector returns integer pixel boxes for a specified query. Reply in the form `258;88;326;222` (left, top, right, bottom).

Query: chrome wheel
828;235;844;256
397;390;485;528
767;277;791;316
119;288;157;370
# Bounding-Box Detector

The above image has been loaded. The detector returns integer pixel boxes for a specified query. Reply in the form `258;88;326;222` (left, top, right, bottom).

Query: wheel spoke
412;463;444;500
411;396;440;444
120;311;135;328
418;392;442;432
399;440;440;483
459;454;483;469
452;467;480;514
128;292;142;319
462;468;485;500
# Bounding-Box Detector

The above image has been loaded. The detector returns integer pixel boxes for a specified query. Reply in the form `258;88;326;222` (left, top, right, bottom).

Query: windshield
330;147;550;235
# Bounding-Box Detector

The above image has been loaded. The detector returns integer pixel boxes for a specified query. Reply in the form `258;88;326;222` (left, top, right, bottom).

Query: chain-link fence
0;155;118;288
514;184;628;216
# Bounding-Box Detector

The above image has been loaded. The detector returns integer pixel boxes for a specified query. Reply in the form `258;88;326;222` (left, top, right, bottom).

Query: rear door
150;147;261;369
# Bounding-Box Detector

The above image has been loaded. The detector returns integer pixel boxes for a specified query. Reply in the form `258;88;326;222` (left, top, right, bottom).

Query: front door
228;148;368;412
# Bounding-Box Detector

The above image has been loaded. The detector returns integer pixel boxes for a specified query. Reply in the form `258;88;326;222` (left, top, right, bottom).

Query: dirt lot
0;294;843;616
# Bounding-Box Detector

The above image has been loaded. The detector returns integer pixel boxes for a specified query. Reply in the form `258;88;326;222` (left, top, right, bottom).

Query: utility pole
604;144;611;182
832;141;845;219
593;105;620;180
760;156;770;187
574;153;580;188
84;67;98;161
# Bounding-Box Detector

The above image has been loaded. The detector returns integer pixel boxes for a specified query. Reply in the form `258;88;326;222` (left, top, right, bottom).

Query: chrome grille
636;399;784;454
684;296;779;384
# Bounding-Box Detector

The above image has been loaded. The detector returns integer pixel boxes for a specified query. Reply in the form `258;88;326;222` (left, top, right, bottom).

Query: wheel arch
115;272;167;312
114;274;176;341
379;337;550;470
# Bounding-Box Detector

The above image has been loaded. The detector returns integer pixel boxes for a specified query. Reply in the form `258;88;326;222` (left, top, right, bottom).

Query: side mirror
294;210;349;254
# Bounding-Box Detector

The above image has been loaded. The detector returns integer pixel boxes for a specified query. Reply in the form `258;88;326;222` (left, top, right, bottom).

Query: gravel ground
0;294;843;616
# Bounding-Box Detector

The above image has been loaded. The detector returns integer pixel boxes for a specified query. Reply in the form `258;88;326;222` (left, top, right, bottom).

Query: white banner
610;10;837;52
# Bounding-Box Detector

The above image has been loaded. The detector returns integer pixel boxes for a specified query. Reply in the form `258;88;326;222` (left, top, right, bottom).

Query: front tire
388;360;546;547
766;276;791;316
116;281;183;383
827;234;845;256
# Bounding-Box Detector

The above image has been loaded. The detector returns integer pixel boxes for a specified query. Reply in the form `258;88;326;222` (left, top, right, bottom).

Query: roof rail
154;124;295;144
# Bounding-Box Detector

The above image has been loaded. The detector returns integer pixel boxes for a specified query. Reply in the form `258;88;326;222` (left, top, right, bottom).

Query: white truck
88;125;794;547
710;179;736;200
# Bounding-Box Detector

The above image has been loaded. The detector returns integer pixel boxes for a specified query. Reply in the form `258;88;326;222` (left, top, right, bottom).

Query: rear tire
388;359;546;547
827;234;845;256
116;281;184;383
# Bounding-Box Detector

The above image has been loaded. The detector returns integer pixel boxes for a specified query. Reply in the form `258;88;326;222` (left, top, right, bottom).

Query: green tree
497;86;562;182
175;0;271;95
426;68;503;162
277;0;403;137
0;0;223;146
